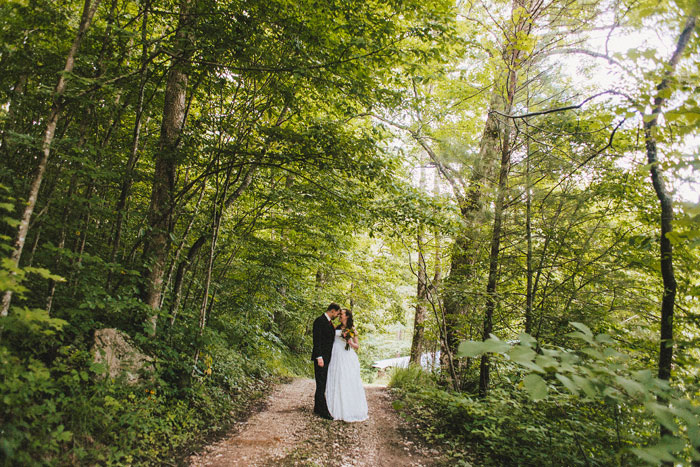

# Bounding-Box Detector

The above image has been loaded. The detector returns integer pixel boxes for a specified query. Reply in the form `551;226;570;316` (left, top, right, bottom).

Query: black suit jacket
311;314;335;364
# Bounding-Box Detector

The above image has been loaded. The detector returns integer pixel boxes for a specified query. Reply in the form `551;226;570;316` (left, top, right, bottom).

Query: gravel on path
188;378;444;467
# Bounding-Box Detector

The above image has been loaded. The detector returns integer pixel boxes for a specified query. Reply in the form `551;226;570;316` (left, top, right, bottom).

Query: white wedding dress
325;329;369;422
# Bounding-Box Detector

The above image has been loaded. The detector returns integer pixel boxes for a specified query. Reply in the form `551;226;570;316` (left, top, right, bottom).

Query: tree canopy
0;0;698;464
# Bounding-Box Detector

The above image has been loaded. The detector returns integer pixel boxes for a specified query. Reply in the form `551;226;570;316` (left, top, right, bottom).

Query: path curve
189;378;442;466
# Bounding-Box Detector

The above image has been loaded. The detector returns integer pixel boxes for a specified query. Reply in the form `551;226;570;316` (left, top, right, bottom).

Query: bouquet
342;328;356;350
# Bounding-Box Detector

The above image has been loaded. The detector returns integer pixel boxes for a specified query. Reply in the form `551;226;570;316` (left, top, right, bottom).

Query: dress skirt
325;330;369;422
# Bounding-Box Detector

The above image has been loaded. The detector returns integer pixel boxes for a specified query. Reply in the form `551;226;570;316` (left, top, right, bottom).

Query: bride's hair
341;308;353;330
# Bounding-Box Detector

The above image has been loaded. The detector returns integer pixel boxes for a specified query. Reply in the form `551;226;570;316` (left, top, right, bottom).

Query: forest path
188;378;444;466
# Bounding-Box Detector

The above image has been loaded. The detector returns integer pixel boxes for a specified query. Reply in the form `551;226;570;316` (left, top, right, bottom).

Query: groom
311;302;340;419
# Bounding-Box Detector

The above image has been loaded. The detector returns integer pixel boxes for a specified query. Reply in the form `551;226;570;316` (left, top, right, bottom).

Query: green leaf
641;49;656;60
482;336;511;354
631;437;686;464
581;347;604;359
522;374;548;401
559;351;579;366
555;374;579;396
535;354;558;372
517;332;537;348
665;231;683;245
656;86;671;98
633;369;654;383
572;374;597;398
457;337;509;358
24;267;65;282
594;333;614;344
2;216;20;227
457;340;486;358
670;407;700;447
566;331;594;345
569;322;592;337
692;448;700;462
508;345;537;365
631;446;675;464
52;425;73;443
647;403;679;432
603;347;628;360
603;386;623;400
615;376;645;397
519;360;546;374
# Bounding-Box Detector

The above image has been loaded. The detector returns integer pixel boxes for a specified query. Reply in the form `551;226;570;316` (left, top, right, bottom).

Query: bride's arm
349;329;359;350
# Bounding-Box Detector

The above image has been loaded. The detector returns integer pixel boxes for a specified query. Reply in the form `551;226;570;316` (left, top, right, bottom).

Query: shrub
389;364;649;466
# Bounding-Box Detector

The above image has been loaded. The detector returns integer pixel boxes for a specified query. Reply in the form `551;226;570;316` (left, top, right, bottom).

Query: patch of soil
188;379;446;466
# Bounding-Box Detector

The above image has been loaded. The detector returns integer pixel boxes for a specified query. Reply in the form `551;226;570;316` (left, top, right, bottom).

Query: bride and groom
311;303;368;422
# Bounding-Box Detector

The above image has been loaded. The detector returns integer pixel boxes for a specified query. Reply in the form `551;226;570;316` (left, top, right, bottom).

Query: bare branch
490;90;618;119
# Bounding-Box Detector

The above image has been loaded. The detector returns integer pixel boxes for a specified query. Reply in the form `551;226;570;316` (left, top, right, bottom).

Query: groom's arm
311;318;324;365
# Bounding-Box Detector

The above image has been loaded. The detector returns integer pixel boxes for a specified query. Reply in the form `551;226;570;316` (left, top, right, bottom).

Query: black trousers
313;361;332;418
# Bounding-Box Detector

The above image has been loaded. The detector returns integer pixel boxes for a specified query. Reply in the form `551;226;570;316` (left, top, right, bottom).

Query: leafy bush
0;335;285;465
389;323;700;466
0;250;291;465
389;365;631;466
389;363;437;389
457;325;700;464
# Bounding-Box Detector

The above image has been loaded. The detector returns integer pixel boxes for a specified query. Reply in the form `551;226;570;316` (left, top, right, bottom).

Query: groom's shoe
313;410;332;420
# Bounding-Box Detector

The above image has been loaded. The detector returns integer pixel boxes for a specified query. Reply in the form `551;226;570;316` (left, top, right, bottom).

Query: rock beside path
93;328;153;384
189;378;444;466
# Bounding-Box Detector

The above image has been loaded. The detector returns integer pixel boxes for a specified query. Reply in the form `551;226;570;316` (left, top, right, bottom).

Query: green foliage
0;347;67;464
1;0;698;463
390;366;632;466
457;324;700;465
0;0;456;458
0;185;303;464
389;364;437;390
0;341;278;465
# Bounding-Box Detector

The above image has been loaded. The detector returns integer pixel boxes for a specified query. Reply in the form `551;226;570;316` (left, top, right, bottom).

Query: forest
0;0;698;464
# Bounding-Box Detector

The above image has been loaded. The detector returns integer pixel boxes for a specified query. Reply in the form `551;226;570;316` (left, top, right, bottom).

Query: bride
325;308;368;422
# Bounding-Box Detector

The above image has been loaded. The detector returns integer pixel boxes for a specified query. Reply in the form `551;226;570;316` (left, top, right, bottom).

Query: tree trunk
1;0;102;316
410;162;429;364
642;16;695;438
274;173;295;326
169;164;256;322
431;171;442;296
524;99;534;335
142;0;193;334
161;177;207;312
440;89;506;377
192;173;224;374
395;85;505;380
46;171;79;314
524;153;533;335
0;74;28;158
110;0;151;267
478;0;530;396
479;117;513;397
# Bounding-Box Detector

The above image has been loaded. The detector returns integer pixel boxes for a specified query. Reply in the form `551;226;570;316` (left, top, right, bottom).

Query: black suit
311;313;335;418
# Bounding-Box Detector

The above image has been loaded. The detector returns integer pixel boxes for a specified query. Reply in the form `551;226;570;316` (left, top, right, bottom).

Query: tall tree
410;161;429;364
478;0;535;396
640;11;696;421
1;0;102;316
141;0;193;334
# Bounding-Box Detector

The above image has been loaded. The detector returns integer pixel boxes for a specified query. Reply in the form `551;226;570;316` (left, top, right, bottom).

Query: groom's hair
326;302;341;312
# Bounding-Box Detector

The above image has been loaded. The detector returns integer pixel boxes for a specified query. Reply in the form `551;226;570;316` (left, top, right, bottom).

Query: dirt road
189;378;443;466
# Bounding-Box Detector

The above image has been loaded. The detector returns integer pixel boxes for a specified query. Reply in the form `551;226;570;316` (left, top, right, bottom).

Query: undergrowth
388;365;652;466
0;311;307;466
